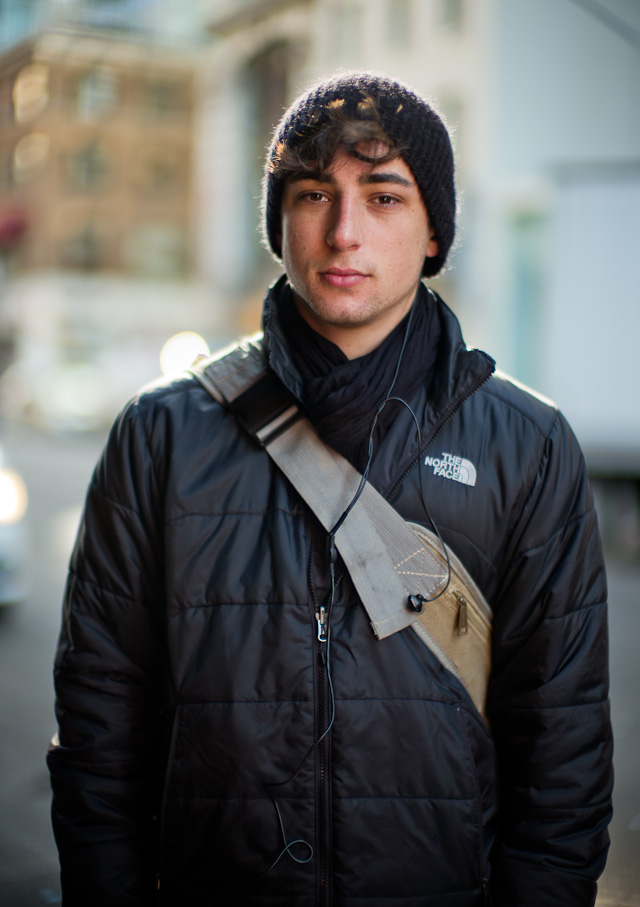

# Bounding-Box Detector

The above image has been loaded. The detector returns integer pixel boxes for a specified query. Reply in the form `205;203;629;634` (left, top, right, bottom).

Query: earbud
408;593;427;614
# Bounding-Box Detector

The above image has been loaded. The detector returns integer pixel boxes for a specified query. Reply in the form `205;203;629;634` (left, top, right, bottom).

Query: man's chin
295;298;375;331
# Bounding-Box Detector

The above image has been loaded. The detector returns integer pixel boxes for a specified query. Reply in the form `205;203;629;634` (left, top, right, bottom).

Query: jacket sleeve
488;410;613;907
47;398;166;906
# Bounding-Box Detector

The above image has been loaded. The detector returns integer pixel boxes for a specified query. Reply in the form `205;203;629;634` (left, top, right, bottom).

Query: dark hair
269;95;404;181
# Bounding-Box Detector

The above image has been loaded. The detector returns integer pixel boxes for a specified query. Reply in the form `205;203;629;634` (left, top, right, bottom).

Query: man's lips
320;268;369;288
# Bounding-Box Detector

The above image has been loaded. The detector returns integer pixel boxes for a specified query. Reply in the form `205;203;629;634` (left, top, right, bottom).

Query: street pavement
0;419;638;906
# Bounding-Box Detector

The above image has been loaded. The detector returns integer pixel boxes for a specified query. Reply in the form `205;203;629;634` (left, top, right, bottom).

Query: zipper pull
316;606;327;643
316;606;328;665
457;596;469;636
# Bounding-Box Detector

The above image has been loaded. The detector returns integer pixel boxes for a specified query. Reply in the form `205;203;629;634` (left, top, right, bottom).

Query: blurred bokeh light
160;330;209;377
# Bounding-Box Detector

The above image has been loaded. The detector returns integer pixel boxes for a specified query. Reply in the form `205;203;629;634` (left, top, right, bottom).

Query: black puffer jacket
48;283;613;907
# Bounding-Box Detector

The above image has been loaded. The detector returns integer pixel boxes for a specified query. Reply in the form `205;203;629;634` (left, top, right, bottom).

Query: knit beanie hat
262;71;455;278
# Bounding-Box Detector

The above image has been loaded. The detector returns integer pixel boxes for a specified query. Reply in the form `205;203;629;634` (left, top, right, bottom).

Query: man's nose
326;196;362;250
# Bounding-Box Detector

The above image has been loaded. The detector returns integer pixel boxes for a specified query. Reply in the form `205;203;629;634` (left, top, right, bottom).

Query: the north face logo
424;452;477;486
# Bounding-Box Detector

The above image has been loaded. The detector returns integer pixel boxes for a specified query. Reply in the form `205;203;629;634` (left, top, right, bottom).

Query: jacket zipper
316;601;332;907
308;530;332;906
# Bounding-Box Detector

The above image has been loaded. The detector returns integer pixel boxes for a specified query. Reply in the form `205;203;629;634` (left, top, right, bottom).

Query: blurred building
0;14;229;431
0;29;195;277
197;0;640;491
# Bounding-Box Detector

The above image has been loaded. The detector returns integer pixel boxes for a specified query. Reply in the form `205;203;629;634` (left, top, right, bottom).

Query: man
48;72;613;906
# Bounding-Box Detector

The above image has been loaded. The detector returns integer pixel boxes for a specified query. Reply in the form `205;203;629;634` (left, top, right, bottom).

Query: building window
60;222;107;270
439;0;464;31
140;79;187;118
125;223;187;278
12;132;50;184
507;210;546;386
75;66;118;121
245;42;295;280
247;43;291;164
66;142;110;191
387;0;411;49
134;147;183;194
13;63;49;124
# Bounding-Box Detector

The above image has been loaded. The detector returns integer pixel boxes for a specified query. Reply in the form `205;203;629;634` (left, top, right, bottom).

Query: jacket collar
261;276;306;402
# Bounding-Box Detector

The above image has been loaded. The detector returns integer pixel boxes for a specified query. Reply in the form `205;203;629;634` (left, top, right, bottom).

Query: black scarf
277;282;441;470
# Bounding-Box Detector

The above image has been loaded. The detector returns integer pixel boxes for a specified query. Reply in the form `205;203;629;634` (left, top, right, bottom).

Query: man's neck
291;291;417;360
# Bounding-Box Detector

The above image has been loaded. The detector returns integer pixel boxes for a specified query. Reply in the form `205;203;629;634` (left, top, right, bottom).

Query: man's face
280;146;438;357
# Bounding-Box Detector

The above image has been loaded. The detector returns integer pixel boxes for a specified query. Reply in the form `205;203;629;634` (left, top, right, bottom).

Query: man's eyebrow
359;172;413;188
287;170;414;188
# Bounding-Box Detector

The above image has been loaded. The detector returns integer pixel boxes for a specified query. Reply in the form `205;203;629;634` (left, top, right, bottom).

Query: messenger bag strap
189;339;492;723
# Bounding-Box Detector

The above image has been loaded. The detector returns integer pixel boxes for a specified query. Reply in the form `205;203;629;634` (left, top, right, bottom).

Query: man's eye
301;191;326;202
375;195;398;206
